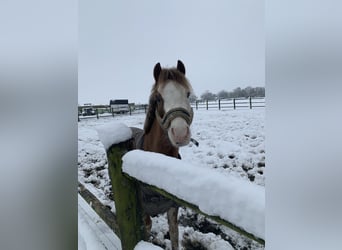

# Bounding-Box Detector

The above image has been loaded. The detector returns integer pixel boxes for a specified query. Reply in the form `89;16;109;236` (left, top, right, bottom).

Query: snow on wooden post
97;123;265;247
97;123;146;250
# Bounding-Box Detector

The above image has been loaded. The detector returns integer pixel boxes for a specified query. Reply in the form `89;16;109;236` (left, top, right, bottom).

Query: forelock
156;68;191;92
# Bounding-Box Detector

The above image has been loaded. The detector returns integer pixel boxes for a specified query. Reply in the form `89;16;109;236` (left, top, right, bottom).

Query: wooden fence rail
78;182;120;235
101;138;265;250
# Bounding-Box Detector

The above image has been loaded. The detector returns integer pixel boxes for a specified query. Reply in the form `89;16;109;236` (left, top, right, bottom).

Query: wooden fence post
196;100;198;110
96;109;99;119
206;100;208;110
218;99;221;110
249;96;252;109
233;98;236;110
106;139;146;250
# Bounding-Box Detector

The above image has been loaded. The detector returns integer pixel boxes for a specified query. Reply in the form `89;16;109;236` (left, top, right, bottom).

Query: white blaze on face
158;81;192;147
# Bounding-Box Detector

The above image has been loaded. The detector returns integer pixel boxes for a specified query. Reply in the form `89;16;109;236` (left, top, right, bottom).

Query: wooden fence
78;105;148;121
192;97;265;110
88;138;265;250
78;97;265;121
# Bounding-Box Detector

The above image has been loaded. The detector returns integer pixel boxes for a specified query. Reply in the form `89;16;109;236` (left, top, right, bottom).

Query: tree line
191;86;265;102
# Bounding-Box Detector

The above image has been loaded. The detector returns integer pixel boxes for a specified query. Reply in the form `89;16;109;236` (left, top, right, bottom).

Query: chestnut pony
131;60;194;250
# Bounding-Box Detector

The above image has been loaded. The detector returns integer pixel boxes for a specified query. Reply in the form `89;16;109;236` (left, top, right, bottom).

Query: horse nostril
171;125;190;142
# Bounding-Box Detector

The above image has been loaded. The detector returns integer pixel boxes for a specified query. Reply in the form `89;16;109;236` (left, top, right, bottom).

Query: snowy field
78;108;265;249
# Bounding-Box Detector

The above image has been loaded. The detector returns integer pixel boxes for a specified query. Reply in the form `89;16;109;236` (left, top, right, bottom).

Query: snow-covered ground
78;108;265;249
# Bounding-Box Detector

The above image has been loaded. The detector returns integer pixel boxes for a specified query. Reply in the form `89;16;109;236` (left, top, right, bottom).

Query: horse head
144;60;194;148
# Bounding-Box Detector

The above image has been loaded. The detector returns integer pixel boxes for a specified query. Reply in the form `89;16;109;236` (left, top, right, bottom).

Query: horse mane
143;91;160;134
143;67;192;134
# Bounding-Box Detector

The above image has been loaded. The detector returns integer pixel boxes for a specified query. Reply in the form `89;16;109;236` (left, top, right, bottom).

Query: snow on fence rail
95;122;265;250
123;150;265;239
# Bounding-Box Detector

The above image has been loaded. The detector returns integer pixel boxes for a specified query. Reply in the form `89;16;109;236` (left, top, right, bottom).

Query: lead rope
190;138;199;147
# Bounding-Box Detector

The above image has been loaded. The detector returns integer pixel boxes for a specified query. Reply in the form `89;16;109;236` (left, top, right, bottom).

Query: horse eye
156;94;162;103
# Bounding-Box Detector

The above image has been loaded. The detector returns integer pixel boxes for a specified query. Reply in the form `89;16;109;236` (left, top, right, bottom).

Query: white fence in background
192;97;265;110
78;97;265;121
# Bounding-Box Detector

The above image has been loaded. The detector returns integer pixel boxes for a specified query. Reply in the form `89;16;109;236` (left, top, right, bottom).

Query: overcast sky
79;0;264;105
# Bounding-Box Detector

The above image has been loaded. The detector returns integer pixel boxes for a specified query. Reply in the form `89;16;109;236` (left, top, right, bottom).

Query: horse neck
143;119;179;158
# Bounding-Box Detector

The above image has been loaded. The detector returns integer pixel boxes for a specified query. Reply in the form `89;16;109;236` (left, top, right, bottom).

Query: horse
130;60;194;250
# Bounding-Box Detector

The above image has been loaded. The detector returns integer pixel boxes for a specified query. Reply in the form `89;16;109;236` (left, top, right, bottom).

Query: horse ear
153;62;161;81
177;60;186;75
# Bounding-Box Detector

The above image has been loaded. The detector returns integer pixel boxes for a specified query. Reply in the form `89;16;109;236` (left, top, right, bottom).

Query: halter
155;107;194;130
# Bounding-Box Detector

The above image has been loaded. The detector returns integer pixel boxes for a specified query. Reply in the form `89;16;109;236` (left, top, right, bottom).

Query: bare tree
201;87;265;100
200;90;217;101
189;93;198;103
217;90;229;99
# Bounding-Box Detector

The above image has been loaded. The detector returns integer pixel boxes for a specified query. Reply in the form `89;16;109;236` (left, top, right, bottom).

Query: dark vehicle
82;107;96;116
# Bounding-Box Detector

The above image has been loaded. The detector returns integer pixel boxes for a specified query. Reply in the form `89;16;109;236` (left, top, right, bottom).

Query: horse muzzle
155;107;193;147
169;118;191;146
